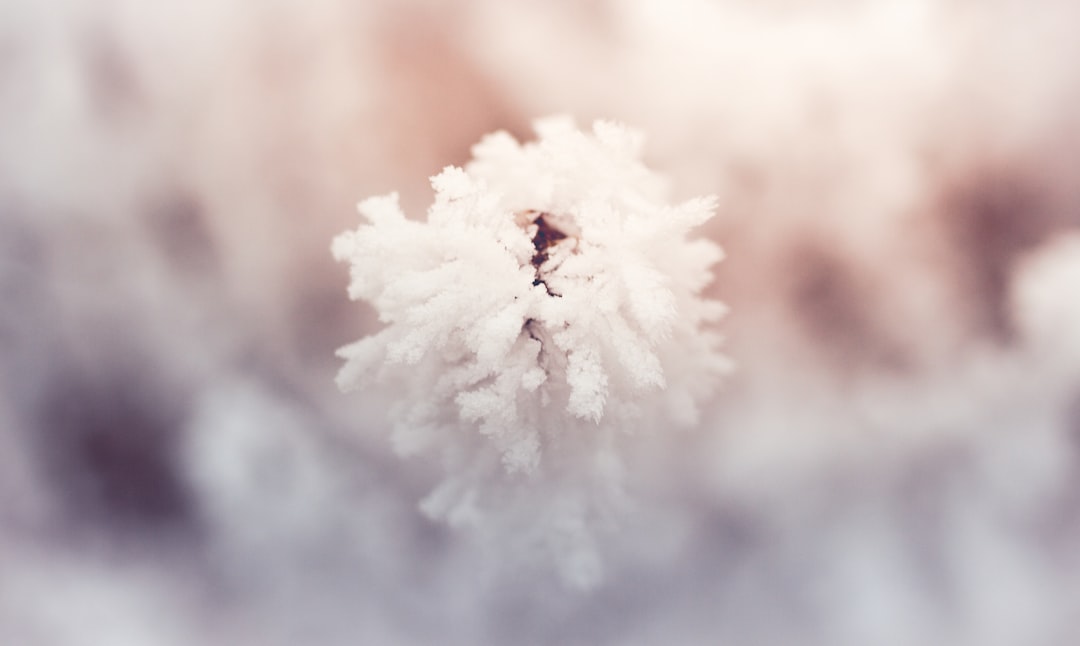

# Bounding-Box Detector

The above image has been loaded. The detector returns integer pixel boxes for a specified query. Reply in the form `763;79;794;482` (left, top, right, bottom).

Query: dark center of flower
517;210;576;297
530;214;568;269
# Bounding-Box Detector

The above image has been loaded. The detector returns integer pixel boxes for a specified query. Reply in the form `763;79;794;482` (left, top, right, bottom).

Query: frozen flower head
333;117;730;586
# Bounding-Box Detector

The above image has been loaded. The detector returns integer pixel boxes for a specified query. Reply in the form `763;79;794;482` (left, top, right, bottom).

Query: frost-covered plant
333;116;730;585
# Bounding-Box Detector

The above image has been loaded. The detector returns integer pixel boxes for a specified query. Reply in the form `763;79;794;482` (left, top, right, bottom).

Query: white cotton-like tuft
430;166;474;201
592;119;645;159
620;260;678;341
565;346;610;423
355;192;405;226
332;116;728;586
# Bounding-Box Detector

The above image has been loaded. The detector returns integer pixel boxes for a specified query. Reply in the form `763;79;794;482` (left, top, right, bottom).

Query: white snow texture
333;117;730;585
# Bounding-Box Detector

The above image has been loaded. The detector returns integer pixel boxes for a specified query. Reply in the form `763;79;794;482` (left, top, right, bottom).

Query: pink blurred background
1;1;1079;644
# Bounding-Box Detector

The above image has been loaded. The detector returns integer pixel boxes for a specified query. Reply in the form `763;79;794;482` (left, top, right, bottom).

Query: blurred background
1;0;1079;644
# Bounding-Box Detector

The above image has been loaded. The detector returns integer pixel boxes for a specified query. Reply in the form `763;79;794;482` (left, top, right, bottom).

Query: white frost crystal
333;117;730;585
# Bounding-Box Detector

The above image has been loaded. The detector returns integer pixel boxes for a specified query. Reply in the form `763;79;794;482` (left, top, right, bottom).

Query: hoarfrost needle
332;116;731;585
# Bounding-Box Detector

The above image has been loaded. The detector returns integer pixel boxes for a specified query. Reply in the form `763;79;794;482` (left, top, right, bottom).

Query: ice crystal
333;116;730;585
